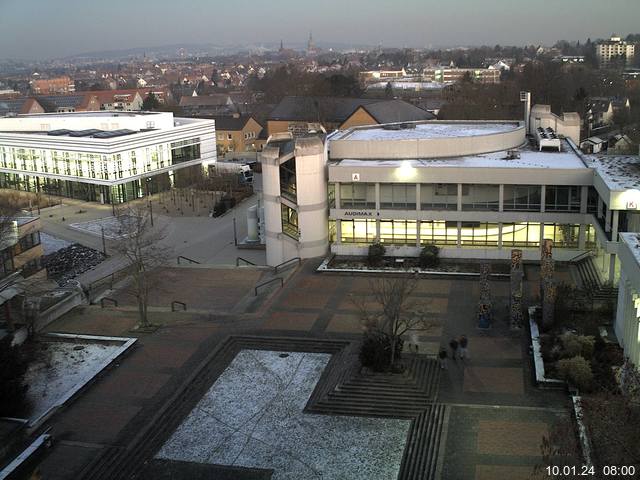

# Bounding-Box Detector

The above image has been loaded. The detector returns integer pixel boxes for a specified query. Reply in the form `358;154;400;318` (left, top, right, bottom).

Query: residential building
0;98;45;117
1;216;44;281
94;89;145;111
359;69;407;84
35;94;101;113
586;96;631;132
31;76;75;95
212;115;263;154
596;35;636;67
179;94;237;116
266;96;434;136
0;111;216;204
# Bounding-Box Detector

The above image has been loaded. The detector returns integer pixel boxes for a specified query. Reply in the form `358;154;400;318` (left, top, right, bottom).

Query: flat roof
14;111;160;118
332;121;520;141
585;154;640;191
331;140;588;170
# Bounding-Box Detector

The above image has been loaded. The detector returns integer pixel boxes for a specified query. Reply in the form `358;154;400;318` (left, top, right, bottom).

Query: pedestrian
449;338;459;361
459;335;469;360
438;348;448;369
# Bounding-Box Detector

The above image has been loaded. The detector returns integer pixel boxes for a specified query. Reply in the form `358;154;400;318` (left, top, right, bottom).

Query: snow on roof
335;122;520;141
332;140;587;170
585;154;640;191
620;233;640;268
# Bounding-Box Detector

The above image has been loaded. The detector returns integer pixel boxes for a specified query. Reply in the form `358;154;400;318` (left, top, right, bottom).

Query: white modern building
261;107;640;366
0;111;216;203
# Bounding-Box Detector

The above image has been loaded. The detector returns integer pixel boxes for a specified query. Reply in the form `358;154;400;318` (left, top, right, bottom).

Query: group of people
438;335;469;369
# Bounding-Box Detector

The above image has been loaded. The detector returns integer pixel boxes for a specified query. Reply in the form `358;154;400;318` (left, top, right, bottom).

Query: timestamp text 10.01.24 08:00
546;465;636;477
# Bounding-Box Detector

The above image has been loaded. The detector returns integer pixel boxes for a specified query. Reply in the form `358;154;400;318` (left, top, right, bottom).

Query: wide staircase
574;255;618;302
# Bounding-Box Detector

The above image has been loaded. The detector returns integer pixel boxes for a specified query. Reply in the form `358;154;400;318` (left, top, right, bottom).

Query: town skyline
1;0;640;60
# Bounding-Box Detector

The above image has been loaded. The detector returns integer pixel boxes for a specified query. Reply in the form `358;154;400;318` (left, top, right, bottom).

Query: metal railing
177;255;200;265
88;266;130;295
274;257;301;274
254;277;283;296
100;297;118;308
569;251;593;263
236;257;256;266
171;301;187;311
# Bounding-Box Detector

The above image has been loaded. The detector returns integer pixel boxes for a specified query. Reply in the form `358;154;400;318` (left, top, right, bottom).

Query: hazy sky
1;0;639;60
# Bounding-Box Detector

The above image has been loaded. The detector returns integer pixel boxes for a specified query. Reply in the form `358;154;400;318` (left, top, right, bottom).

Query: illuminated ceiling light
397;160;415;180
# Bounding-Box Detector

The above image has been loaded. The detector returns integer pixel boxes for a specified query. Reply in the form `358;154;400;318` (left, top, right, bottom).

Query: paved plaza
34;258;571;479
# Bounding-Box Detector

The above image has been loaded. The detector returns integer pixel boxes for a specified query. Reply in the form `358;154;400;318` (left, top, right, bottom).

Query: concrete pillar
605;206;612;232
597;197;603;219
580;185;588;214
456;221;462;248
375;219;381;242
578;224;586;250
612;210;619;241
498;223;503;249
334;182;341;209
615;272;627;341
416;220;421;247
609;254;616;283
457;184;462;211
335;219;342;244
540;185;546;213
498;184;504;212
416;183;421;212
375;183;380;211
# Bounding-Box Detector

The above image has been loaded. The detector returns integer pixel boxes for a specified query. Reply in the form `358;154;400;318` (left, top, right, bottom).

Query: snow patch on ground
39;233;72;255
68;216;133;240
25;340;122;422
157;350;410;480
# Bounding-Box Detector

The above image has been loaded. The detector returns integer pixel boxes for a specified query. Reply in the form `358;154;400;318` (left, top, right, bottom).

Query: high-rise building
596;35;636;67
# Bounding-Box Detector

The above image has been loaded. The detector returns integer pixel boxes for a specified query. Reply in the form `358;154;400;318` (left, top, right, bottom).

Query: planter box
528;306;565;389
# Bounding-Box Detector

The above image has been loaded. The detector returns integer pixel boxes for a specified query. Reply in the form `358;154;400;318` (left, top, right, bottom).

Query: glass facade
461;185;500;211
543;224;580;248
421;184;457;210
420;220;458;246
380;220;417;245
340;183;375;209
279;158;296;202
281;204;298;239
503;185;542;211
545;186;581;212
501;222;541;247
459;222;500;246
380;184;416;209
340;219;377;243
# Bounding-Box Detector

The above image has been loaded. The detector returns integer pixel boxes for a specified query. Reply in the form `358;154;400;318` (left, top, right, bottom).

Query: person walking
459;335;469;360
449;338;459;361
438;348;448;370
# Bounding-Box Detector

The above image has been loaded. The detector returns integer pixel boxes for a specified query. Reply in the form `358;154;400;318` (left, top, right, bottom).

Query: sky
0;0;639;60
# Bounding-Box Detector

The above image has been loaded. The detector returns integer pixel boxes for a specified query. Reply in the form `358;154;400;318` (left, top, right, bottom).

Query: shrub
359;331;392;372
556;355;593;391
559;333;595;360
419;244;440;269
368;242;386;267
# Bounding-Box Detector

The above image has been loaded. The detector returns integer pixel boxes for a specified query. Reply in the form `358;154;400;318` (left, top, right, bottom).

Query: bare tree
352;275;439;366
112;204;170;328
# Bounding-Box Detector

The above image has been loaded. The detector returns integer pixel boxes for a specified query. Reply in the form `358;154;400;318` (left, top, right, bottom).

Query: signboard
627;201;638;210
352;173;360;182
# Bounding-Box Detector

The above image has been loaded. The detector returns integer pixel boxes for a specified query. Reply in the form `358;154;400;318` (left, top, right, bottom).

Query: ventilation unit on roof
504;150;520;160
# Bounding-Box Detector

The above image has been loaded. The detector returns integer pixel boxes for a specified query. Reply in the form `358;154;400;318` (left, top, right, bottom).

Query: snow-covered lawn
25;338;124;423
68;216;133;240
157;350;411;480
39;233;72;255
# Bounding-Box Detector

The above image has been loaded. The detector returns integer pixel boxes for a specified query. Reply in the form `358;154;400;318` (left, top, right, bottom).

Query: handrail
100;297;118;308
569;251;593;263
236;257;257;266
88;266;130;292
171;301;187;311
254;277;284;296
177;255;200;265
274;257;301;274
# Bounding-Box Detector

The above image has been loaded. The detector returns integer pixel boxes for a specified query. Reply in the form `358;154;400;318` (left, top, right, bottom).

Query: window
171;138;201;164
281;204;298;239
501;222;542;247
380;184;416;209
227;134;233;140
328;220;336;243
585;224;597;249
587;187;598;214
340;183;375;209
279;158;296;201
421;184;457;210
379;220;417;245
340;219;377;243
503;185;541;211
461;184;499;211
420;220;458;246
545;186;581;212
543;224;580;248
459;222;500;246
